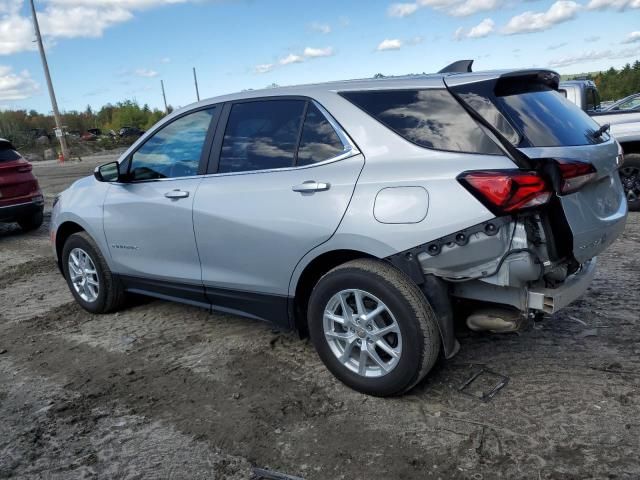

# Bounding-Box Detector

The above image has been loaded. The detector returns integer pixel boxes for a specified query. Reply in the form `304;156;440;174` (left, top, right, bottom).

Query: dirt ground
1;155;639;479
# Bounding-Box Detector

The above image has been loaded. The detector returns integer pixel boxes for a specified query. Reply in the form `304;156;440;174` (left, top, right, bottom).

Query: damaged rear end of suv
315;65;627;394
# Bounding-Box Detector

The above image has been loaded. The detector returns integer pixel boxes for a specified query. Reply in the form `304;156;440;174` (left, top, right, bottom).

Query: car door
192;98;364;324
103;107;218;298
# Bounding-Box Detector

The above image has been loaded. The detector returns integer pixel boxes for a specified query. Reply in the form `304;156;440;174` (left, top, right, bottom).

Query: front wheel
62;232;125;314
308;259;441;397
620;153;640;212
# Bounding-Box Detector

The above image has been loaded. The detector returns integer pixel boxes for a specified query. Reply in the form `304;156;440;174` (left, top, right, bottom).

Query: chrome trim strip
0;200;38;210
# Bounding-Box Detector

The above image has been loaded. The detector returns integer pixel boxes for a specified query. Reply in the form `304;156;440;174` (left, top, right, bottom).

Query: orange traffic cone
58;152;64;164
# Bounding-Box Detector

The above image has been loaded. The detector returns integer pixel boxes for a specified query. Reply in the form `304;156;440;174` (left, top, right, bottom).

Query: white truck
560;80;640;211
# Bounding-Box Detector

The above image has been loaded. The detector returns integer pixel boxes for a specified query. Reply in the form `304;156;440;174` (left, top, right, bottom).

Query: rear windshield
453;80;607;148
0;148;21;163
340;89;501;155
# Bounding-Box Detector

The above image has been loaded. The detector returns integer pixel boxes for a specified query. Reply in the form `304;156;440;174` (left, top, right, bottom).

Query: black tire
61;231;126;314
308;259;441;397
620;153;640;212
17;209;43;232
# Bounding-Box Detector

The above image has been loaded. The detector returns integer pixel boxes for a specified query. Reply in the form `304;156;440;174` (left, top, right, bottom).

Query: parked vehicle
118;126;145;139
51;66;627;396
560;80;640;210
603;93;640;112
0;139;44;231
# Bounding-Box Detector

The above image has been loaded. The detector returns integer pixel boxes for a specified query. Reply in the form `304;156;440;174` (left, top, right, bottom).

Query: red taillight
556;160;596;194
458;170;552;215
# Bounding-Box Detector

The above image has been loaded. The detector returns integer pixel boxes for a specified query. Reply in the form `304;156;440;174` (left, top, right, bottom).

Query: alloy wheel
323;289;402;378
68;247;100;303
620;166;640;204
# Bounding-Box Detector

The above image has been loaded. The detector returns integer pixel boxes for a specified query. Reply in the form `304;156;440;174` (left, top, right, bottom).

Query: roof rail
438;60;474;74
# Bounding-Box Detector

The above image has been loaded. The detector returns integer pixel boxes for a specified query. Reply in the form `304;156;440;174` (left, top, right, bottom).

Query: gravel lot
1;155;639;479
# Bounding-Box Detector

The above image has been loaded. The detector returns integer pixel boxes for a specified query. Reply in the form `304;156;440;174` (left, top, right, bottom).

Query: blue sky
0;0;639;114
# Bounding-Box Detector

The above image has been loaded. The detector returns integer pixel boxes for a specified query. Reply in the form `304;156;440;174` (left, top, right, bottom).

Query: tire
307;259;441;397
17;209;43;232
61;231;125;314
620;153;640;212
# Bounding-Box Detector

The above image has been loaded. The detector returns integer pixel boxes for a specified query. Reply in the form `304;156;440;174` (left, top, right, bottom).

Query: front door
103;107;217;292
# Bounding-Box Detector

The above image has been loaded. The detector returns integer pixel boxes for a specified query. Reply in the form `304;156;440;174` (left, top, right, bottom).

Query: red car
0;139;44;231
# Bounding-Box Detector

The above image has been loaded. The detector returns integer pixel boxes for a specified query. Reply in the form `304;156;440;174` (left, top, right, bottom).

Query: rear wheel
62;232;125;314
17;209;43;232
620;153;640;212
308;259;440;396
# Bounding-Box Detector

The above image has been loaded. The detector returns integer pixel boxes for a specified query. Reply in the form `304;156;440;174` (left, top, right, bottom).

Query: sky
0;0;639;114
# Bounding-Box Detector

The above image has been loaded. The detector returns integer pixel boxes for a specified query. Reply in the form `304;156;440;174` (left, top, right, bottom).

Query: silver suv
51;66;628;396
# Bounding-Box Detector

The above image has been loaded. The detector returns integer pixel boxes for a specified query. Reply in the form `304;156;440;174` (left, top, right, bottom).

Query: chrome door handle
292;181;330;193
164;189;190;199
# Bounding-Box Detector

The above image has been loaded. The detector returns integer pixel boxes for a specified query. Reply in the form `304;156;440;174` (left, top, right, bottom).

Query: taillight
556;160;596;194
458;170;552;215
17;164;32;173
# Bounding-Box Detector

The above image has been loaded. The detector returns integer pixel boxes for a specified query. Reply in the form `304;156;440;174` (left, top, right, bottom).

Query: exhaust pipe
466;308;526;333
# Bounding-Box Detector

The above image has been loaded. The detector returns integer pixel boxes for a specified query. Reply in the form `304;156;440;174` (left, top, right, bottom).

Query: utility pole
161;80;168;114
193;67;200;102
29;0;69;161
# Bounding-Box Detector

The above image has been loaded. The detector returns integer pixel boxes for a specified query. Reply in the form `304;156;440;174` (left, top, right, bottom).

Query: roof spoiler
438;60;473;74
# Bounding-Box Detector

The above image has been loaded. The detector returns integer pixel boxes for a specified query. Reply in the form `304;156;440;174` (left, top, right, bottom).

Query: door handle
292;181;331;193
164;189;190;199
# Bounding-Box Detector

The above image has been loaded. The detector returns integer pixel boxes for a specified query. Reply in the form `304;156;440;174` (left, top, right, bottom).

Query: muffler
466;308;526;333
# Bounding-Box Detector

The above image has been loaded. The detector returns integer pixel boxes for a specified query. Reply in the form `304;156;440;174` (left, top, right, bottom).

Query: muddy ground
1;155;639;479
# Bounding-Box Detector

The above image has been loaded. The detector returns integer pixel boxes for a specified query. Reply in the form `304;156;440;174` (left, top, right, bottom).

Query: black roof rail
438;60;474;74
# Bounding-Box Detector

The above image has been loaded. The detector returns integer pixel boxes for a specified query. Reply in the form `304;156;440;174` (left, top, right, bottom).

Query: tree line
564;61;640;101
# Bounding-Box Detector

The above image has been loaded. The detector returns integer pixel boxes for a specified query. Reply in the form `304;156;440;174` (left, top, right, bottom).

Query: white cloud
310;22;331;34
134;68;158;78
278;53;304;65
449;0;502;16
454;27;465;41
388;0;502;17
254;46;334;75
0;66;39;101
585;35;601;42
622;31;640;44
388;2;419;17
0;0;199;55
254;63;274;74
377;38;403;51
549;46;640;67
467;18;495;38
587;0;640;10
303;47;334;58
160;57;171;63
502;1;581;35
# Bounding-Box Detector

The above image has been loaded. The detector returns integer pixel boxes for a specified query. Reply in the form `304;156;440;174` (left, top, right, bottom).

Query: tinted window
130;108;214;181
586;87;600;112
218;100;306;173
297;103;345;166
453;80;607;147
0;148;21;163
340;89;501;154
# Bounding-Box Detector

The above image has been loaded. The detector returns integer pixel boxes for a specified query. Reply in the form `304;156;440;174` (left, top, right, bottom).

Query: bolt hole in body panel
373;186;429;224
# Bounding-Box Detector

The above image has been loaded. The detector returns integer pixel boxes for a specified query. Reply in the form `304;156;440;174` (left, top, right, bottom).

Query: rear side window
453;79;607;147
0;148;21;163
340;89;501;155
297;103;345;166
218;100;306;173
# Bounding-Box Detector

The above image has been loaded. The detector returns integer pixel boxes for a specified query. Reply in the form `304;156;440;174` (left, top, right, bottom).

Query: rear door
447;72;627;263
193;98;363;323
103;107;218;294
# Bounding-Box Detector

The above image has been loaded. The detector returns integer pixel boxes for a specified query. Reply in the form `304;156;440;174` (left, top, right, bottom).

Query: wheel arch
291;249;376;336
620;140;640;155
54;221;86;274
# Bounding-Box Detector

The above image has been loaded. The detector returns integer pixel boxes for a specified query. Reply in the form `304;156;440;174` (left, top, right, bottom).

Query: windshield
452;79;608;148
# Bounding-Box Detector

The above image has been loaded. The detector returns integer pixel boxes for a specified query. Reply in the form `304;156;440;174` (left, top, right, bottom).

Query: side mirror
94;161;121;182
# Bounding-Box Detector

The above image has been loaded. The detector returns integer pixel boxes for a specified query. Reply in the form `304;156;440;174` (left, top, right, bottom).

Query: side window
130;108;215;181
297;103;345;166
341;89;501;154
218;100;306;173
